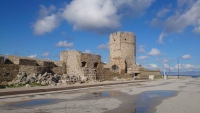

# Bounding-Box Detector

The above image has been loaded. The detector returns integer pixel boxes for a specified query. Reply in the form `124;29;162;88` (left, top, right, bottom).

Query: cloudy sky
0;0;200;72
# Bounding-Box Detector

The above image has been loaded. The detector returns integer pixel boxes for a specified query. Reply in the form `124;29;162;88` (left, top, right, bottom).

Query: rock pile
7;72;92;87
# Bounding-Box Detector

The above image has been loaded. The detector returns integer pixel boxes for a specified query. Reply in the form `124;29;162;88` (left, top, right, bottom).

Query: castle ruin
0;31;161;85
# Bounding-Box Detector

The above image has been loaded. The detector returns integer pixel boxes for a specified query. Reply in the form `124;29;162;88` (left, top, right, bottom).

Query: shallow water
135;90;175;113
10;99;58;107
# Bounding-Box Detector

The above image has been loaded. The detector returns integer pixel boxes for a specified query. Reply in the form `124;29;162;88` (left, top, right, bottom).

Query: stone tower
109;31;136;74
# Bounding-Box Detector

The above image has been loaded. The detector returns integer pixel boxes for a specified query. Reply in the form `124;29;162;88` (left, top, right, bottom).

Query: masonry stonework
5;55;36;66
109;31;161;77
60;50;101;81
0;31;161;84
109;31;136;74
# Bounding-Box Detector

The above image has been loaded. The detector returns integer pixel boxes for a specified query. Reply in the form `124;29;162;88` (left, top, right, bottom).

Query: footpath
0;80;147;96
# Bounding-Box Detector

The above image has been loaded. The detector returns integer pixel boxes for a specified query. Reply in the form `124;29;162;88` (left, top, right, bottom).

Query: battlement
110;31;135;36
110;31;136;45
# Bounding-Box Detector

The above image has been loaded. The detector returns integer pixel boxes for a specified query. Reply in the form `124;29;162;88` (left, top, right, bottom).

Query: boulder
52;77;58;83
25;84;31;87
8;82;13;86
42;72;48;77
41;81;47;85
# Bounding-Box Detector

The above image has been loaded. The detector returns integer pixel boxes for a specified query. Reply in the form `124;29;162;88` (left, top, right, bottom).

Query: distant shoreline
166;75;200;76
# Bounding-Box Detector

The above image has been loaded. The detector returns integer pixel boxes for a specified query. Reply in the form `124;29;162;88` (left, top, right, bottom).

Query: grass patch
6;84;25;88
30;82;47;87
6;82;47;88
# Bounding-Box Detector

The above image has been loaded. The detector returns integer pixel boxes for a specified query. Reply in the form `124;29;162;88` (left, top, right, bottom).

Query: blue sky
0;0;200;72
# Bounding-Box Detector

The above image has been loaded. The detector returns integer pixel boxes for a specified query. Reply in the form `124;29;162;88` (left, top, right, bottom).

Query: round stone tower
109;31;136;74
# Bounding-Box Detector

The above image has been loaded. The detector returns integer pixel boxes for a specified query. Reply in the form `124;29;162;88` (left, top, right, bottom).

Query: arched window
112;65;118;71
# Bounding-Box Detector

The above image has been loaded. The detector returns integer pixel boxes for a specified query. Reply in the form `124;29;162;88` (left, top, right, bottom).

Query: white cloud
148;64;158;69
55;40;73;47
164;0;200;33
38;5;56;18
152;0;200;43
33;14;60;35
138;46;146;53
62;0;154;33
42;51;49;57
157;8;170;17
28;54;37;58
181;54;192;59
148;48;161;56
193;26;200;33
177;0;197;9
164;64;170;69
193;19;200;33
33;0;155;34
33;5;60;35
138;56;149;60
84;50;91;53
158;32;167;44
97;43;109;49
175;63;200;71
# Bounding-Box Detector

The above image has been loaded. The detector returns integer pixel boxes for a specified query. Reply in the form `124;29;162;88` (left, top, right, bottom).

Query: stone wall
137;70;161;78
0;64;19;84
60;50;101;80
5;55;36;66
53;61;66;74
109;31;136;74
19;65;49;75
52;67;65;75
36;60;54;68
61;51;81;76
0;54;4;64
0;54;66;84
54;61;65;67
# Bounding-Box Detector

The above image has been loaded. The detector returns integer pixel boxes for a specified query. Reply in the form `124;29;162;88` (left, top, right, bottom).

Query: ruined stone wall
5;55;36;66
61;51;82;76
0;54;67;84
81;53;101;68
53;61;66;74
19;65;49;75
19;59;36;66
0;54;4;64
137;70;161;78
54;61;65;67
5;55;20;64
36;60;54;68
60;50;102;79
109;31;136;74
0;64;19;84
80;53;101;80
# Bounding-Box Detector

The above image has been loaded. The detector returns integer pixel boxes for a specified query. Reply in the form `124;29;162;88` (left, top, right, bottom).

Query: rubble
6;72;94;87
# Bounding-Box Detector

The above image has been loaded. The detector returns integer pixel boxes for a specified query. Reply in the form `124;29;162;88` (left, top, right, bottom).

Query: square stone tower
109;31;136;74
60;50;101;80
